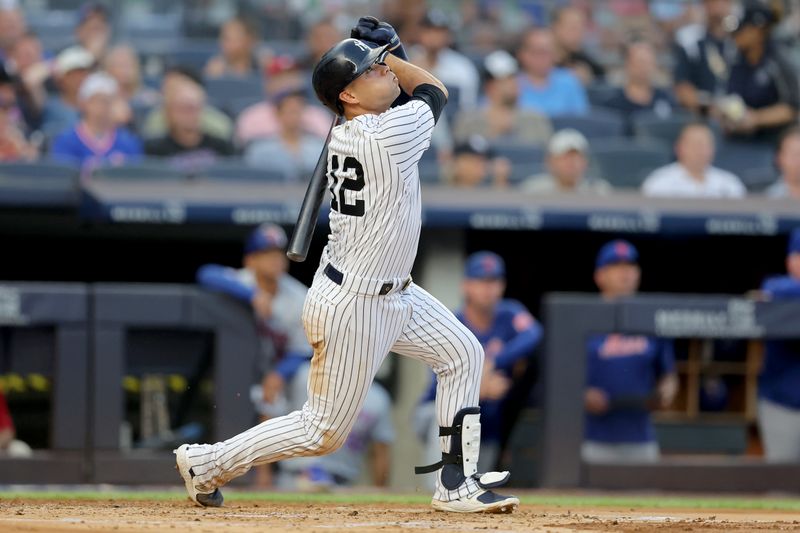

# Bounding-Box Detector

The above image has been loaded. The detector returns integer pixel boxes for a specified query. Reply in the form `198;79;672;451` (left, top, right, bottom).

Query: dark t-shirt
558;50;605;81
673;29;735;98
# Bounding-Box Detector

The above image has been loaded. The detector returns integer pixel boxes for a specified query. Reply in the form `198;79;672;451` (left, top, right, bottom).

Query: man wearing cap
416;251;542;476
757;228;800;462
41;45;94;135
583;240;677;464
641;121;745;198
411;10;480;110
718;1;798;142
446;134;510;188
453;50;551;145
50;71;142;168
521;128;611;194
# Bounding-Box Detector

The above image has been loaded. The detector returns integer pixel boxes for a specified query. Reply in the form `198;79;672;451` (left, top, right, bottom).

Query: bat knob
286;251;306;262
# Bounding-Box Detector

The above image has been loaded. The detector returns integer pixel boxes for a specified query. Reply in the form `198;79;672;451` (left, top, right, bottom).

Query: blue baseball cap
465;251;505;279
595;239;639;270
789;228;800;255
244;223;288;255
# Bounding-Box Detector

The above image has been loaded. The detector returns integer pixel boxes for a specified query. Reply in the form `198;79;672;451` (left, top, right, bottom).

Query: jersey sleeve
373;90;440;168
196;264;257;302
655;339;677;378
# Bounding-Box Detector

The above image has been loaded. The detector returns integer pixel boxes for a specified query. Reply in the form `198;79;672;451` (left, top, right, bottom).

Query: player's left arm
493;304;543;372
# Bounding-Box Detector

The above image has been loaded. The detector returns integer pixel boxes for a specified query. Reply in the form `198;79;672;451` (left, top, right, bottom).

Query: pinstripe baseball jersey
323;99;435;280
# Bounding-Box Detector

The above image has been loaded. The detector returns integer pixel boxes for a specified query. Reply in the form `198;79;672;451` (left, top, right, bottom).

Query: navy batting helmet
312;38;390;115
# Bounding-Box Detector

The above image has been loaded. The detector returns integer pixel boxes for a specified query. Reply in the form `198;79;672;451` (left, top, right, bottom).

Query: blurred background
0;0;799;493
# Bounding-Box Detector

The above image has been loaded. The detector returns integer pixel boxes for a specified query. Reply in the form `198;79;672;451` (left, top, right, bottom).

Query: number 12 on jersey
329;155;366;217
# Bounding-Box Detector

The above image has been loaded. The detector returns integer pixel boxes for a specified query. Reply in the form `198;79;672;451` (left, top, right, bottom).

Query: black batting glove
350;16;408;61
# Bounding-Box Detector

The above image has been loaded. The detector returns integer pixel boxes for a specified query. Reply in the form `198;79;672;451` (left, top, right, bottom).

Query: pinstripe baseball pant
186;267;484;500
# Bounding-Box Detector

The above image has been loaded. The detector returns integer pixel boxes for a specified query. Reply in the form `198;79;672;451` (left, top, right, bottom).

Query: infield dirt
1;499;799;532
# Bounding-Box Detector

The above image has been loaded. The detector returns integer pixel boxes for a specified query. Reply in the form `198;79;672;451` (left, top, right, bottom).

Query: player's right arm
196;264;256;302
383;54;448;103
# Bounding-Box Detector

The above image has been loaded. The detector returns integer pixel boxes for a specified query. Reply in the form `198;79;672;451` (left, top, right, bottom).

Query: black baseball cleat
174;444;224;507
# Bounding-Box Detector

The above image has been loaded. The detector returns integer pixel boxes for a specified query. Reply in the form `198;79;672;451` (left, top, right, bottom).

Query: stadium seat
552;109;625;139
163;40;219;71
632;112;693;146
586;83;618;108
714;141;774;180
591;138;672;189
739;167;778;192
418;149;441;184
91;160;185;181
205;76;264;108
493;144;546;183
0;161;78;181
199;160;288;182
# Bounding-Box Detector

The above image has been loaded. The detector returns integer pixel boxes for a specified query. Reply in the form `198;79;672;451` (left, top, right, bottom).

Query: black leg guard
414;406;481;490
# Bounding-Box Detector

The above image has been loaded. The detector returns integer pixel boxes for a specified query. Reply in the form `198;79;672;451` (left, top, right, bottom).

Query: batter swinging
175;17;518;514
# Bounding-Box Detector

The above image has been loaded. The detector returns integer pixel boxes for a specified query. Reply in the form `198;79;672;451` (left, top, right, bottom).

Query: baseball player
175;17;518;513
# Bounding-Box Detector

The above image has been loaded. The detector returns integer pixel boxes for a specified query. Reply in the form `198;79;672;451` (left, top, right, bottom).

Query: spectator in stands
74;3;111;62
522;129;611;194
144;75;234;168
103;45;159;114
278;374;394;490
453;50;551;145
583;240;678;464
196;224;311;486
50;72;142;168
41;46;94;137
300;17;341;70
0;2;26;62
551;6;605;86
0;389;32;458
204;15;263;79
766;127;800;199
7;31;51;131
243;89;323;181
410;10;480;110
241;88;319;175
641;121;746;197
0;63;36;160
236;57;330;146
605;40;675;129
718;1;799;143
672;0;735;114
757;228;800;462
515;26;588;116
141;66;233;141
446;135;510;188
415;251;542;476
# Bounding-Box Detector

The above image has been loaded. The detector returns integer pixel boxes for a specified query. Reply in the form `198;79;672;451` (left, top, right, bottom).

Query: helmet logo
353;40;371;53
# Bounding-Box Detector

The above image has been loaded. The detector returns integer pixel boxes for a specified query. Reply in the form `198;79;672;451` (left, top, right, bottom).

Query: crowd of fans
0;0;796;198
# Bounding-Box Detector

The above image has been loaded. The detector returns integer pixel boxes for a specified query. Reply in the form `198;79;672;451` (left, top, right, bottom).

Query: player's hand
262;372;285;404
251;291;273;320
584;387;609;415
350;16;408;60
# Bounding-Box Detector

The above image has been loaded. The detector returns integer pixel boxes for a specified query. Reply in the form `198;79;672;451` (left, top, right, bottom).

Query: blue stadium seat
739;167;778;192
0;161;78;181
418;148;441;184
200;160;287;182
205;76;264;109
493;144;545;183
632;112;693;146
163;40;219;71
586;83;618;108
590;138;672;189
714;141;774;180
552;109;625;139
91;160;185;180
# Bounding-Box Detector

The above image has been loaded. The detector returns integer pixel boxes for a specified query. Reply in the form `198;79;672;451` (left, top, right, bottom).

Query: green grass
1;490;799;511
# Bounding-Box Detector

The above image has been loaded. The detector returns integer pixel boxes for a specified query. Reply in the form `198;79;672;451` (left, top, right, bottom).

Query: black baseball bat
286;115;342;262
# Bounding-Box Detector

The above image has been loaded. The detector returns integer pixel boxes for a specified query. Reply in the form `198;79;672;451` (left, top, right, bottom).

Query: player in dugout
583;240;678;463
